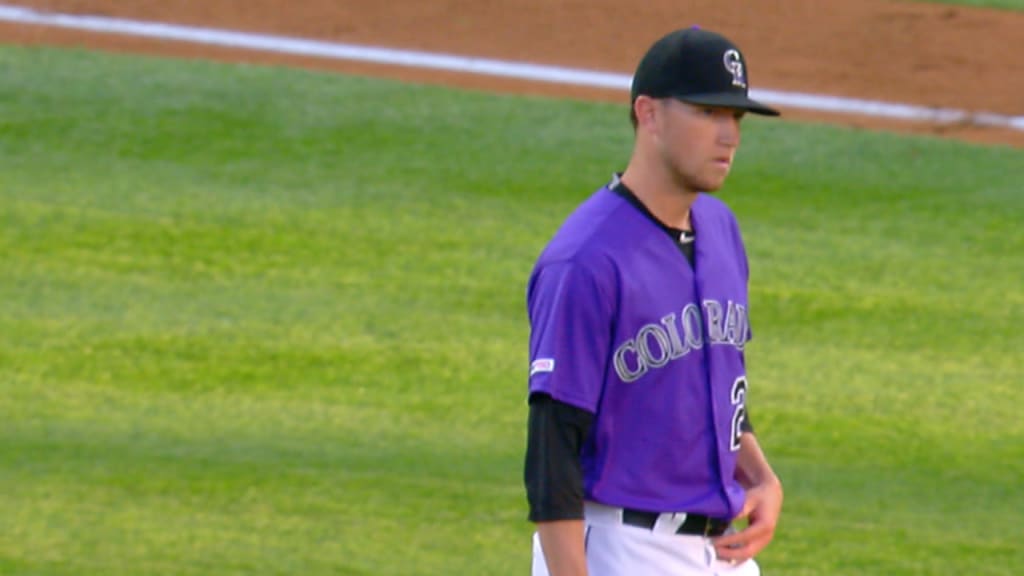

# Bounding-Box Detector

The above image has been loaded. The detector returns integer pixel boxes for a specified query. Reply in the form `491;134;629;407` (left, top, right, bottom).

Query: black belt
622;508;731;537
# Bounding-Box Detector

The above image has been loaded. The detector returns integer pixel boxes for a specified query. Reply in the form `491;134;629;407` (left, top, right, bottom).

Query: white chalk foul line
2;4;1022;132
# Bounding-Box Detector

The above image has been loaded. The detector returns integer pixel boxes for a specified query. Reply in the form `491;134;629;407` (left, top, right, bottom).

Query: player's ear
633;96;658;133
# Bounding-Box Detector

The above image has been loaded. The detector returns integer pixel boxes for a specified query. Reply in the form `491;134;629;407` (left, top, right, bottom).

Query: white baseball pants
531;502;760;576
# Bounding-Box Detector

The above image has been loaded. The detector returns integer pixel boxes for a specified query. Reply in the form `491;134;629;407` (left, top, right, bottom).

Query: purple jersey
526;183;752;519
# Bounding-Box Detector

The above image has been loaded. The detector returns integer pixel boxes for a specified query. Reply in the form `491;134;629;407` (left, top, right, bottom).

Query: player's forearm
735;433;780;490
536;520;588;576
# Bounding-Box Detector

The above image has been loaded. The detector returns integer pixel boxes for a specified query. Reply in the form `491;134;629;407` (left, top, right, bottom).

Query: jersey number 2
730;376;748;452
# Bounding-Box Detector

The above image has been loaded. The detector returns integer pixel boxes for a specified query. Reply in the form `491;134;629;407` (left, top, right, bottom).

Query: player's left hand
711;475;783;564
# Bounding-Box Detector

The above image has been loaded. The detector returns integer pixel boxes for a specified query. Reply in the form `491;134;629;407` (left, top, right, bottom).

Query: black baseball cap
631;27;780;116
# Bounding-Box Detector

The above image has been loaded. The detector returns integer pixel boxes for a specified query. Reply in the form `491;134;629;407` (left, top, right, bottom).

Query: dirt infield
4;0;1024;147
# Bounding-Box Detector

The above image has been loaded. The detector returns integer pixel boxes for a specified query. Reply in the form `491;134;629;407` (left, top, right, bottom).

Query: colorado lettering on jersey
701;299;749;349
613;299;749;383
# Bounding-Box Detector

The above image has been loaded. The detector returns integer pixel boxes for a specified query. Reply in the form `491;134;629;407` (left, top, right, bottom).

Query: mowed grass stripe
0;46;1021;575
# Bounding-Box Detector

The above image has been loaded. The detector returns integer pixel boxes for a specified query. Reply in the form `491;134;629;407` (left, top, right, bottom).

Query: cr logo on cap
723;49;747;89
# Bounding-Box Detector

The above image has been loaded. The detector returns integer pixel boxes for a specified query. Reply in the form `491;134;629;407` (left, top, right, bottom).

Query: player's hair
630;101;638;131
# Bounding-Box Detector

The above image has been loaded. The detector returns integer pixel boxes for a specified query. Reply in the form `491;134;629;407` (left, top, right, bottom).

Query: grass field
1;41;1022;576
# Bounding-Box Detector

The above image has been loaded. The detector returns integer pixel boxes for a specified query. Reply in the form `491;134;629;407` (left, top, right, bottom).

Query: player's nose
718;116;741;147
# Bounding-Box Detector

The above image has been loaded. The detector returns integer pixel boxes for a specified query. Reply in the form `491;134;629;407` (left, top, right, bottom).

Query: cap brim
675;92;781;116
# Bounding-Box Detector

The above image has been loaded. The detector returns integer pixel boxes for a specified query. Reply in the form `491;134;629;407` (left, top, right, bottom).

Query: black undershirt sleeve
524;393;594;522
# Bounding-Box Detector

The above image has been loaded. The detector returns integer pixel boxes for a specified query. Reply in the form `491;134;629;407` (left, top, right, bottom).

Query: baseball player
523;27;783;576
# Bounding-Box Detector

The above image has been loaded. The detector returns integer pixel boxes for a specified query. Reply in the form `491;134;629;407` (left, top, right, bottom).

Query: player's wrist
758;472;782;493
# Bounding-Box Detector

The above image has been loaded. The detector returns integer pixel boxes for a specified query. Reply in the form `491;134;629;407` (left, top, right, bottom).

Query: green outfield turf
0;46;1021;576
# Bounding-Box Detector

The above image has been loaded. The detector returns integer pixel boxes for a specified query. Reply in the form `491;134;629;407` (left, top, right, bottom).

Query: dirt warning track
2;1;1023;147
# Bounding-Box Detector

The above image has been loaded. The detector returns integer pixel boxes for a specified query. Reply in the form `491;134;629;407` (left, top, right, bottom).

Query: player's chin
696;175;729;193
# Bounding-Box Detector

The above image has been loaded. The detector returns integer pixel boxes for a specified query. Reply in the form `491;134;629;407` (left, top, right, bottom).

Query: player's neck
619;161;697;231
